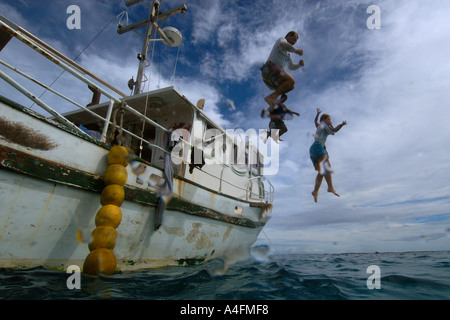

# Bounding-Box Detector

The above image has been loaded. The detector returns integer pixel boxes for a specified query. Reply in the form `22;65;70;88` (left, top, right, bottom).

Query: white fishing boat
0;1;273;274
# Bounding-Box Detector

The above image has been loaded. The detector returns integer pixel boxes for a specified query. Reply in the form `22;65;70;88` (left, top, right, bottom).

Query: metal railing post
101;100;115;143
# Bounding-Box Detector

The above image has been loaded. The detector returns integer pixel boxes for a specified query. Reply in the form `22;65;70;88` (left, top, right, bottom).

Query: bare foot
327;188;340;197
311;191;318;203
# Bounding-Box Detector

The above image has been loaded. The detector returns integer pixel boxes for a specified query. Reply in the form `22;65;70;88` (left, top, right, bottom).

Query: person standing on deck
261;31;305;106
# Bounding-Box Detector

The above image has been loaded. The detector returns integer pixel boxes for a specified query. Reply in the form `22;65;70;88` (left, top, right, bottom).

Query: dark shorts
309;141;326;165
269;119;287;135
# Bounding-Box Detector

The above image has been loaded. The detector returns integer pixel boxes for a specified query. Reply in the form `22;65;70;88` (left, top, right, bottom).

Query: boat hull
0;97;270;271
0;168;265;270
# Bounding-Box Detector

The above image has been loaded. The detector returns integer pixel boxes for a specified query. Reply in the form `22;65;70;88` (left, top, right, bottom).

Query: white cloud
190;0;223;43
175;77;231;128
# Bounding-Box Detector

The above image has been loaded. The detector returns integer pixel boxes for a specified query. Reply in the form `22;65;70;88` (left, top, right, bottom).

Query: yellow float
100;184;125;207
83;145;130;276
83;248;117;276
103;164;128;186
107;145;130;166
95;204;122;229
88;226;117;251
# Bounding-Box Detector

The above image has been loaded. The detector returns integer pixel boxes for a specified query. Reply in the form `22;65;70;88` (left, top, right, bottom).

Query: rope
171;45;181;85
262;229;280;255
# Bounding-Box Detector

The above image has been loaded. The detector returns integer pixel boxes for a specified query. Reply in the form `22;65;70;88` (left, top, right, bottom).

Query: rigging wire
29;11;126;109
139;8;160;157
262;229;280;255
170;45;181;86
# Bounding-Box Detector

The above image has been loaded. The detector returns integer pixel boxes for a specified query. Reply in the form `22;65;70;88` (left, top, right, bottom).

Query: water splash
250;244;273;262
76;228;93;244
315;1;321;10
205;258;228;277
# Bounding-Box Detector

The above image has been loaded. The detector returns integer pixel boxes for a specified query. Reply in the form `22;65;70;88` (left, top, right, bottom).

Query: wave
1;251;449;300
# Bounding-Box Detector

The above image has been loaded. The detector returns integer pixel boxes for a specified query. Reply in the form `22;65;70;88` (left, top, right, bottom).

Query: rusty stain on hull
0;116;58;150
185;223;219;249
186;223;201;243
196;232;212;250
162;225;185;237
223;226;232;242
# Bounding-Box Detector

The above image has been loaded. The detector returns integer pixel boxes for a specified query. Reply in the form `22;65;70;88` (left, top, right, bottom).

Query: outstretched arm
334;120;347;132
314;108;321;128
282;40;304;71
287;54;305;71
285;107;300;116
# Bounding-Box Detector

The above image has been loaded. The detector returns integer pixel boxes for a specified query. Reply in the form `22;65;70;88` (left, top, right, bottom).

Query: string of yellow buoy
83;145;130;276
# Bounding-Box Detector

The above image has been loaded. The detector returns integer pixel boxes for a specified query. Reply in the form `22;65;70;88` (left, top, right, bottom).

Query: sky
1;0;450;254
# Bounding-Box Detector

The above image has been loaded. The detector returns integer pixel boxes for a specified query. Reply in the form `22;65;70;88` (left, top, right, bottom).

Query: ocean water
1;250;449;301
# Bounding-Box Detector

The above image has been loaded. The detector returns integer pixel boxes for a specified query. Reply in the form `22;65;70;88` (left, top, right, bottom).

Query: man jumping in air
260;31;305;106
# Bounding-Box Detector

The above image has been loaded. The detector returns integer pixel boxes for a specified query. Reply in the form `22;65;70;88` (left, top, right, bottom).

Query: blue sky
1;0;450;254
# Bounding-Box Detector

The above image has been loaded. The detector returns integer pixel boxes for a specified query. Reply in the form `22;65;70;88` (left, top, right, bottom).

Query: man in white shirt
261;31;305;106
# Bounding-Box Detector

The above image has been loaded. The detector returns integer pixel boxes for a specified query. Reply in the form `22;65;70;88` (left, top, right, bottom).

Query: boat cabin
62;86;267;202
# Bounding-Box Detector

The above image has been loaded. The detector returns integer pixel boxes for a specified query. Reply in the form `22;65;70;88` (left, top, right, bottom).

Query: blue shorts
309;141;326;165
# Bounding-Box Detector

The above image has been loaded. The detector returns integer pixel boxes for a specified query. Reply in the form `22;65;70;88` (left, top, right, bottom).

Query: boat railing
174;138;273;203
0;15;168;151
203;164;273;203
0;59;169;154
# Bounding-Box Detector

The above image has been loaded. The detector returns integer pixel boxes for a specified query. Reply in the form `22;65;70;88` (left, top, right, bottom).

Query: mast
118;0;186;96
134;2;157;96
